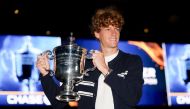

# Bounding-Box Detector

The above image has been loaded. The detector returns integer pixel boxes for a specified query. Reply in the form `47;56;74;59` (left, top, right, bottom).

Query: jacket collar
108;50;126;68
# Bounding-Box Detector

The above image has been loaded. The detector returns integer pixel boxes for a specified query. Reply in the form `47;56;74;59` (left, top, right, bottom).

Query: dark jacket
41;50;144;109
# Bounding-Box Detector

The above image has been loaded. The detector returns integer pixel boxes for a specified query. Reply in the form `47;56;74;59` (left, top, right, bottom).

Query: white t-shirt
95;50;119;109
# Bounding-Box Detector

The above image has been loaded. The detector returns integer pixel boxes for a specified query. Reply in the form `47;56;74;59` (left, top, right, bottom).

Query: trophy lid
54;32;87;54
63;32;78;45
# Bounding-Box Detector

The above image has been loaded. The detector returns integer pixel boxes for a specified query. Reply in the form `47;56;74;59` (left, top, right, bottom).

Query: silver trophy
43;36;95;102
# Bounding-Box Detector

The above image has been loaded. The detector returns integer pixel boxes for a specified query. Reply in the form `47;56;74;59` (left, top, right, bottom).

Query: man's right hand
36;52;50;76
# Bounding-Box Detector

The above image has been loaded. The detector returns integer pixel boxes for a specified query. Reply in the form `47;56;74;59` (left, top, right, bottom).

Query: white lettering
7;95;17;104
176;96;190;104
143;67;158;85
144;78;158;85
43;95;51;105
7;94;50;105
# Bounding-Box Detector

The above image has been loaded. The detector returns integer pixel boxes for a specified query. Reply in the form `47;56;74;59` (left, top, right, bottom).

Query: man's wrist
41;70;49;77
41;70;54;77
47;70;54;76
104;68;113;77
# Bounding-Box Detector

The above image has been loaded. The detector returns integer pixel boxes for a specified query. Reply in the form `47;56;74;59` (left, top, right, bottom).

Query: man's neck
101;47;119;56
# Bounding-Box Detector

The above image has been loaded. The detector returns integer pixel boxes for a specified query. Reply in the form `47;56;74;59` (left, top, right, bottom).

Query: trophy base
56;91;80;102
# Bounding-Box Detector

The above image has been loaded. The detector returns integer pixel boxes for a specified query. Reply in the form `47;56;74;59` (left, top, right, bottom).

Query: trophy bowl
44;36;95;102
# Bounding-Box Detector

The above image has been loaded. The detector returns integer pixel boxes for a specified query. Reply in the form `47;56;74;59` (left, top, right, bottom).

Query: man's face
95;25;120;49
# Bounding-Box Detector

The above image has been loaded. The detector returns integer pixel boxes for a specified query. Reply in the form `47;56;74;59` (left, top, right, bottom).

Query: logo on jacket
117;70;128;79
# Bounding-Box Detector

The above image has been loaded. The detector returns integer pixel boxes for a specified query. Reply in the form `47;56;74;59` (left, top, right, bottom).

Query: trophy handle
39;50;55;60
45;50;55;60
86;49;95;59
83;66;96;76
40;50;55;76
83;49;96;76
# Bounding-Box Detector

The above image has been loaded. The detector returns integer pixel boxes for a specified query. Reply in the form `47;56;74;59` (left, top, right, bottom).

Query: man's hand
91;50;109;75
36;53;50;76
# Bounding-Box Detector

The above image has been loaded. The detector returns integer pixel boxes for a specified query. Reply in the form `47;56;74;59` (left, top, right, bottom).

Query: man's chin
110;45;118;48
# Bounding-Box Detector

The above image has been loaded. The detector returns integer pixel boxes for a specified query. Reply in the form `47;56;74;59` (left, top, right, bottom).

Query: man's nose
111;29;117;36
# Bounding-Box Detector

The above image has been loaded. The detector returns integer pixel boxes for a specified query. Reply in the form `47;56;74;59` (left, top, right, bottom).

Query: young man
36;6;144;109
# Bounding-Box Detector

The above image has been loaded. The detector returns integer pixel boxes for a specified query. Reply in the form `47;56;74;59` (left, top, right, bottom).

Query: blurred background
1;0;190;42
0;0;190;109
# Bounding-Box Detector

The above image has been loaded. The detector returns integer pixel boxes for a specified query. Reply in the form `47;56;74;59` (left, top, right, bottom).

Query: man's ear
94;32;100;39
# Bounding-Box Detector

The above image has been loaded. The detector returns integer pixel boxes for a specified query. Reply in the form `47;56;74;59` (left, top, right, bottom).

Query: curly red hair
90;6;125;35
